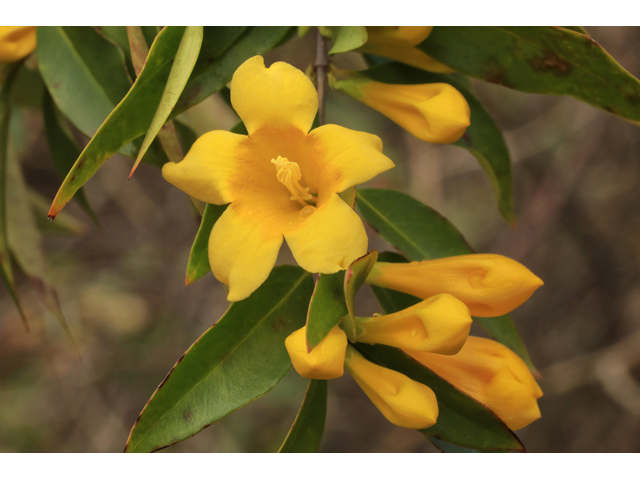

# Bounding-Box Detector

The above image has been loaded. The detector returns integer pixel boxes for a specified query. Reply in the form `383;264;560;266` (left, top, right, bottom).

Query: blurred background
2;26;640;453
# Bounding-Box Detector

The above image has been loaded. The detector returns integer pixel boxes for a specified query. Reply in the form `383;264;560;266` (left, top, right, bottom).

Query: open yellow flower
0;26;36;63
163;56;394;301
285;325;348;380
366;254;543;317
406;336;543;430
355;293;472;354
360;27;454;74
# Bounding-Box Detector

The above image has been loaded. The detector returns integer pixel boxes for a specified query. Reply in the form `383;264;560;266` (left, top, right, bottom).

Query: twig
315;28;329;126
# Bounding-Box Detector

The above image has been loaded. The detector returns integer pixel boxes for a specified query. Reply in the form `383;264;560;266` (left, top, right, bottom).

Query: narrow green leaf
175;26;292;114
430;436;500;453
306;271;348;351
419;26;640;123
131;27;203;176
357;188;538;373
29;190;88;236
356;344;524;452
561;26;589;35
185;203;227;285
328;26;368;55
360;62;514;224
125;265;314;453
278;379;327;453
343;250;378;342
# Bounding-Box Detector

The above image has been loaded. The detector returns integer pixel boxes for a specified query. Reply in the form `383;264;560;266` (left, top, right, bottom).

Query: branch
315;28;329;126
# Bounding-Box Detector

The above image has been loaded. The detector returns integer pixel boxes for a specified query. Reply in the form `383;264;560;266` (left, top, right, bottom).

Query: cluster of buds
285;254;544;431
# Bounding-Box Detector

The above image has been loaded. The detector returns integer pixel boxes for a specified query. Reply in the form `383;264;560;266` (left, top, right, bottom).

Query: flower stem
315;27;329;126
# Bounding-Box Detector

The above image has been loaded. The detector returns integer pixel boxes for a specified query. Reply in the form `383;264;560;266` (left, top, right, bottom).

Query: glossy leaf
328;26;368;55
361;62;514;224
131;27;203;175
185;203;228;285
419;26;640;123
343;250;378;342
278;379;327;453
306;271;348;351
125;265;314;453
356;343;524;452
175;26;292;114
357;188;538;373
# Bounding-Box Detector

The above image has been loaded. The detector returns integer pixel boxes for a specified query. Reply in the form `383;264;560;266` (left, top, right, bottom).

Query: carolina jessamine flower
406;336;543;430
332;74;471;144
0;26;36;63
345;346;439;429
285;325;347;380
163;56;395;301
366;254;544;317
360;26;454;74
355;293;472;354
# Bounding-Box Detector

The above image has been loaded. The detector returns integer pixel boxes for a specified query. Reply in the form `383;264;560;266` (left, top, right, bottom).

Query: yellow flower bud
365;27;433;47
367;254;544;317
356;293;471;355
406;336;543;430
285;325;347;380
0;27;37;63
345;346;438;429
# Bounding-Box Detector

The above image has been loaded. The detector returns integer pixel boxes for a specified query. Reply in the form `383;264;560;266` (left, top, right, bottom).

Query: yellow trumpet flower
366;254;544;317
0;26;36;63
163;56;394;301
345;346;438;429
406;336;543;430
356;293;472;354
285;325;348;380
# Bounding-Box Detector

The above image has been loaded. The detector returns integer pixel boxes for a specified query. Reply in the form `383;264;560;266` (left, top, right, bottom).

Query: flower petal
285;325;347;380
162;130;245;205
308;124;395;195
365;27;433;47
208;203;283;302
0;26;37;63
230;56;318;136
284;192;367;273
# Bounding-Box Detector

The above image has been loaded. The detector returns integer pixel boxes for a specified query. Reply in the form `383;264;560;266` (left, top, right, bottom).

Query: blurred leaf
360;62;514;224
46;26;187;219
42;91;99;227
230;120;248;135
29;190;88;236
131;27;203;176
278;379;327;453
561;26;589;35
419;26;640;123
175;26;292;114
9;65;44;109
430;435;502;452
125;265;314;453
174;119;198;153
0;64;27;326
357;189;538;374
306;271;348;350
185;203;227;285
356;343;524;452
343;250;378;342
328;26;368;55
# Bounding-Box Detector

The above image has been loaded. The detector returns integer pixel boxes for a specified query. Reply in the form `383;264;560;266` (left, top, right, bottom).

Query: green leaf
185;203;227;285
278;379;327;453
343;250;378;342
357;188;538;374
419;26;640;123
29;190;88;236
0;64;27;326
131;26;203;176
42;91;99;227
328;26;368;55
125;265;314;453
356;343;524;452
430;436;501;453
306;271;348;350
175;26;292;114
360;62;514;224
561;26;589;35
45;26;186;218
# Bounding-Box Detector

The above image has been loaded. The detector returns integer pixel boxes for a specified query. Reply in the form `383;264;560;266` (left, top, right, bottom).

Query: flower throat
271;156;317;217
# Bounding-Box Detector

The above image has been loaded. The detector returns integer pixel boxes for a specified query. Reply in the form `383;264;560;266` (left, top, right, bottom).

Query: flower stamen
271;156;318;208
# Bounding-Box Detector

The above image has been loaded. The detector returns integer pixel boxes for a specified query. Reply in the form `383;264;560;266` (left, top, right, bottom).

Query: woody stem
315;27;329;126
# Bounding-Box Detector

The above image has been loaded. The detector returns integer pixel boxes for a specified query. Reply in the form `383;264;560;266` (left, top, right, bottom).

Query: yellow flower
356;293;472;354
345;346;438;429
333;75;470;144
406;336;543;430
0;26;36;63
163;56;394;301
285;325;348;380
360;26;454;74
366;254;543;317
